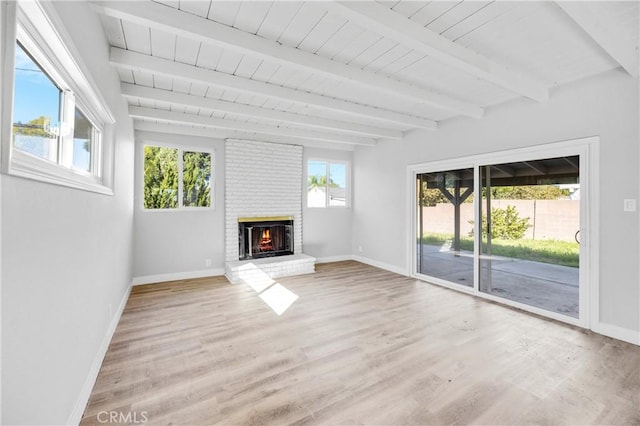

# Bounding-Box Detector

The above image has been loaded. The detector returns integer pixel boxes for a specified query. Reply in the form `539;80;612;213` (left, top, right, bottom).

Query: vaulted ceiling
94;1;639;150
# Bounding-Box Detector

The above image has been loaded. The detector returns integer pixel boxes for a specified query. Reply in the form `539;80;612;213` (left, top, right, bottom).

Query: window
12;42;61;163
143;145;212;210
12;42;99;174
1;1;114;194
307;160;348;208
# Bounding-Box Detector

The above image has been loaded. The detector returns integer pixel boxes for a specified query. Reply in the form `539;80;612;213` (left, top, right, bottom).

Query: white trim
0;5;3;418
67;284;131;425
315;255;354;264
591;322;640;346
8;149;113;195
405;167;414;278
407;137;598;330
132;268;225;286
352;255;409;277
0;4;10;421
414;272;476;296
0;1;17;173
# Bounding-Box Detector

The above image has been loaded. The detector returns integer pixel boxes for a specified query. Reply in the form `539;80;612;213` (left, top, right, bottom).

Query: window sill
6;150;113;195
140;206;214;212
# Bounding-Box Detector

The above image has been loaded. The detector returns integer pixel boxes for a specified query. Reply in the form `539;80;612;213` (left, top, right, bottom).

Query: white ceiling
93;0;639;150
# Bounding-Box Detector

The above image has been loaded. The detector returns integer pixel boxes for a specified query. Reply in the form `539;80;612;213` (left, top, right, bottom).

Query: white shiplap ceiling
93;0;639;150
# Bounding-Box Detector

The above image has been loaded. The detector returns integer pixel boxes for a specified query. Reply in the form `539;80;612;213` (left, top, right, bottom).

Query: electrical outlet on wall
623;199;637;212
358;245;363;253
205;258;212;268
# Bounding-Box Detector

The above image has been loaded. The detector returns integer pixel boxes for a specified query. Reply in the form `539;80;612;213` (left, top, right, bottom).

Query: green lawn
421;233;579;268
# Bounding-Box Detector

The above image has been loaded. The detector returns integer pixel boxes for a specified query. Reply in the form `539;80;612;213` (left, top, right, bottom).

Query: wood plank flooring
81;261;640;425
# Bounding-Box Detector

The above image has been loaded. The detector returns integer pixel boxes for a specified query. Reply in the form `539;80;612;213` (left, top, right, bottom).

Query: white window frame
306;159;350;208
0;1;115;195
406;137;599;330
141;141;214;211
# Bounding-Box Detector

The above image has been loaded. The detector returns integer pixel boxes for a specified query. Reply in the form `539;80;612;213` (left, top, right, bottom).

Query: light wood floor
81;261;639;425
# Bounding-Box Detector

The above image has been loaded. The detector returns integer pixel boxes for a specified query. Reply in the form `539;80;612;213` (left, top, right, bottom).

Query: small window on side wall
3;1;115;194
307;160;348;208
143;145;212;210
12;42;61;163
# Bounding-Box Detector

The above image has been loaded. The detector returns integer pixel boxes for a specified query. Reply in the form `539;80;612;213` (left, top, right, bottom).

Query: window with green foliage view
143;145;212;209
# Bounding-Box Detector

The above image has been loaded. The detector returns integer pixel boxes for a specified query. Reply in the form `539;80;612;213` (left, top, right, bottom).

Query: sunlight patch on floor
240;264;299;315
259;283;299;316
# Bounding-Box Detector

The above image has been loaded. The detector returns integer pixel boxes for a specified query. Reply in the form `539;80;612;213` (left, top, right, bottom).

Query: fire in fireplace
238;216;294;260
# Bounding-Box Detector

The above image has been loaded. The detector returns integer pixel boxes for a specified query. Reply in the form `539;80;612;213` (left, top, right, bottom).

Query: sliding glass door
413;148;585;323
479;156;580;318
416;167;474;287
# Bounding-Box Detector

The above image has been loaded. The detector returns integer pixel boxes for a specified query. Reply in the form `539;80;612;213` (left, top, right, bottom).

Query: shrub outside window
143;145;212;210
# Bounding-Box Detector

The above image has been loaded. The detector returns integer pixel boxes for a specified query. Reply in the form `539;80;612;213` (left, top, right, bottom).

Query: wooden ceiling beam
490;164;516;177
111;48;437;130
93;0;482;118
332;1;550;102
556;1;639;77
129;106;377;146
121;83;404;139
521;161;548;175
563;156;579;170
133;121;357;151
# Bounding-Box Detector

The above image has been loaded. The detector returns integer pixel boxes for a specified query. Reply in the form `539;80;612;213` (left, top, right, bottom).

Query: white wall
353;69;639;336
1;2;134;424
133;132;225;280
303;147;353;261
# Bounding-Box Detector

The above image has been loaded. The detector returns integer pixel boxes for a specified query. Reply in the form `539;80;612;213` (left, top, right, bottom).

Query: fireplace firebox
238;216;294;260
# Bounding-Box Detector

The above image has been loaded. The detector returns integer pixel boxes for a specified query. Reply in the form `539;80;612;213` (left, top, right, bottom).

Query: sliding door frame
407;137;599;329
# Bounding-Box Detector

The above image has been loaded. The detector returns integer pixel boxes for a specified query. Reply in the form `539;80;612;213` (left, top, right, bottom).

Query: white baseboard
315;254;409;277
352;255;409;276
592;321;640;346
132;268;225;286
315;255;354;264
67;284;132;425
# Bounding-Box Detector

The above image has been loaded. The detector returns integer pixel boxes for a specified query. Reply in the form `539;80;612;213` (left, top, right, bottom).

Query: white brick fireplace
224;139;314;282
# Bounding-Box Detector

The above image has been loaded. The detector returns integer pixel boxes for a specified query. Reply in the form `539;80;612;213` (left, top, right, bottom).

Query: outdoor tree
144;146;178;209
307;175;326;191
183;151;211;207
13;116;54;138
308;175;339;191
420;186;450;206
144;148;211;209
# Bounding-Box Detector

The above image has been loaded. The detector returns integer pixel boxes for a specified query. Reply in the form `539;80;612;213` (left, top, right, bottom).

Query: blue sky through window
13;43;60;125
308;160;346;188
14;42;92;171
